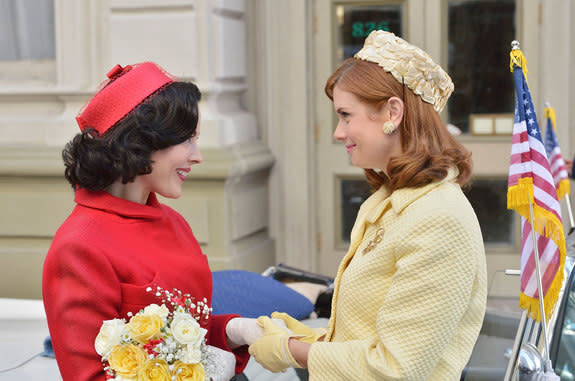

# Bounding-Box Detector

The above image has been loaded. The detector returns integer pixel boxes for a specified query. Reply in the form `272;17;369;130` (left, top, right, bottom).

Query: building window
340;178;514;247
0;0;55;84
0;0;55;61
339;178;372;245
335;2;403;64
465;178;515;245
447;0;516;134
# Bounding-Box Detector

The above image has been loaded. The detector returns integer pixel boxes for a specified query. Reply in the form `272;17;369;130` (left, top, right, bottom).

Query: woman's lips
176;168;190;181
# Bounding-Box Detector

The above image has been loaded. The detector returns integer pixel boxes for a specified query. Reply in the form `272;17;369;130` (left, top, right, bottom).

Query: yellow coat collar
363;167;460;224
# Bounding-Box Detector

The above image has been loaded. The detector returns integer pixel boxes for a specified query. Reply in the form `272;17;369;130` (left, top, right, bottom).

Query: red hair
325;58;472;192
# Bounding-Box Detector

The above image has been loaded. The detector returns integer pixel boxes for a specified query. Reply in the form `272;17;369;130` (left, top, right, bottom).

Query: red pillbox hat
76;62;175;135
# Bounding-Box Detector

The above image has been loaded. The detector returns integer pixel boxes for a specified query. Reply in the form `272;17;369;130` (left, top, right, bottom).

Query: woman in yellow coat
249;30;487;380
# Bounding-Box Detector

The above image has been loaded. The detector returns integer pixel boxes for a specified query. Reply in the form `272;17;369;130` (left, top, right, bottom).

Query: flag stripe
520;218;560;297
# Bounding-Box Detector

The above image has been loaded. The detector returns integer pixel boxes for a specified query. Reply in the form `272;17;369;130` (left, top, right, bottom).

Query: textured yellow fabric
308;169;487;380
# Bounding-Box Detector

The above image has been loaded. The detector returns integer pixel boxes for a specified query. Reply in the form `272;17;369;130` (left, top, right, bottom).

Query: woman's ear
385;96;404;126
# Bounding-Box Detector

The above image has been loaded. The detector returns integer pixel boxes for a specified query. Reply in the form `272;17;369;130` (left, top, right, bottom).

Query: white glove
205;345;236;381
226;317;289;347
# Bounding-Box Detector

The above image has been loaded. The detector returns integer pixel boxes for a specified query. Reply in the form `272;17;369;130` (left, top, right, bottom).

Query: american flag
507;53;565;322
544;106;570;200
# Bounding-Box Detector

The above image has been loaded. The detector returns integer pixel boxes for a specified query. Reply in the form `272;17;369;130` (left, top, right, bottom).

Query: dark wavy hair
325;58;472;192
63;82;201;190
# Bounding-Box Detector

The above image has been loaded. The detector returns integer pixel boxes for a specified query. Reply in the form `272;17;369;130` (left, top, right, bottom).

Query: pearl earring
382;121;396;135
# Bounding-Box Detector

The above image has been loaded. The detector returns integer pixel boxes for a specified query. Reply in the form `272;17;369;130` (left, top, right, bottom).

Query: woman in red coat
42;62;252;380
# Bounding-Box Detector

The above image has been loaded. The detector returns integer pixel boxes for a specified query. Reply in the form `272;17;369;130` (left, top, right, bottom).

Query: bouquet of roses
94;286;219;381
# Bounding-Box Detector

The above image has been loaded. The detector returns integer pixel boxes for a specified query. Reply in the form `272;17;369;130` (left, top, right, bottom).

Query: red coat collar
74;188;163;220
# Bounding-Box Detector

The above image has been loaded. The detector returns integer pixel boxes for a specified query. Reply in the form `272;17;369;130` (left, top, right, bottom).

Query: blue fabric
211;270;314;319
41;336;55;358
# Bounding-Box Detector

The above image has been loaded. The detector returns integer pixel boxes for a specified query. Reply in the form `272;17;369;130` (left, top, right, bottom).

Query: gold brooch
362;227;385;254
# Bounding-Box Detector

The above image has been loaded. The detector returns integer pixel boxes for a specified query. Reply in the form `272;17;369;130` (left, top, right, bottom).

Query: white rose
171;313;207;346
142;303;169;321
181;343;203;364
94;319;126;359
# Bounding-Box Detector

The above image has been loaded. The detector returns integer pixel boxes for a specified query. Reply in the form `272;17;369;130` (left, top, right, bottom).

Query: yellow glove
248;316;302;372
272;312;326;344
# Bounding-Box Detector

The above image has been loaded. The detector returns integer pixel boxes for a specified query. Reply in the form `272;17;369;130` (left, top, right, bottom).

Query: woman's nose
189;147;202;165
333;123;345;141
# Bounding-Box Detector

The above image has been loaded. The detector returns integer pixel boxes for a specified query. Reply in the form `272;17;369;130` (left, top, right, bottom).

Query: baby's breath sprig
147;285;212;325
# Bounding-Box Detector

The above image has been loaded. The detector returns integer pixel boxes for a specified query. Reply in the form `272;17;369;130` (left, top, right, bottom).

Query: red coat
42;189;249;380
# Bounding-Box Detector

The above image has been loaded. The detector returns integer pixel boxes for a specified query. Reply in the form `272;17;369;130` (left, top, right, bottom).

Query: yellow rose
172;361;205;381
126;313;163;344
107;344;147;378
137;359;171;381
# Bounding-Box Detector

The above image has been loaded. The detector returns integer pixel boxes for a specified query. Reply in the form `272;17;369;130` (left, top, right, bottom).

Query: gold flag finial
544;102;557;132
510;40;528;82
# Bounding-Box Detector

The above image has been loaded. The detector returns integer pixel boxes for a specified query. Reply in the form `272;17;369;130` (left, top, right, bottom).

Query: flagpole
527;198;554;374
565;197;575;233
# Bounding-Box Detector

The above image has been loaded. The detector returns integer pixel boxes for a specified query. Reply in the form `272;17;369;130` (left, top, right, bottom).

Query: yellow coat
308;169;487;380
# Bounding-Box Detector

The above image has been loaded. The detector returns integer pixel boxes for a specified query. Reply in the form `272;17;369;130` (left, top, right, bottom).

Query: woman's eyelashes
338;111;350;122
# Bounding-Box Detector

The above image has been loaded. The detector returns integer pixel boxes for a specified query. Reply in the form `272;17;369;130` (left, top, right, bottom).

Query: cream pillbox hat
354;30;454;112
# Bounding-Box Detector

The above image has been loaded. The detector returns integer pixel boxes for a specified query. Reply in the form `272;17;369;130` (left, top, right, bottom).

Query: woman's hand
248;316;303;372
272;312;326;343
225;317;288;348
